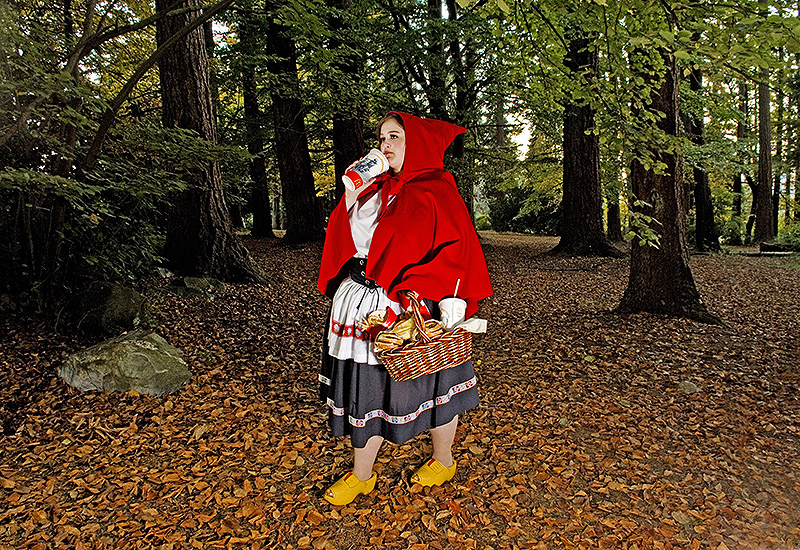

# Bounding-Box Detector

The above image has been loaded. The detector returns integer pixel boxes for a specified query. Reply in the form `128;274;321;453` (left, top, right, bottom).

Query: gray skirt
319;353;480;448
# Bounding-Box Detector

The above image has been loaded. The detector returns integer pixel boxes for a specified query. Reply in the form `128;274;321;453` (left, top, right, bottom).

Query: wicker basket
376;292;472;381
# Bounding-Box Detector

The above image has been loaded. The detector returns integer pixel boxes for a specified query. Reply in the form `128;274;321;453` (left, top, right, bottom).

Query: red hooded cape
318;112;492;318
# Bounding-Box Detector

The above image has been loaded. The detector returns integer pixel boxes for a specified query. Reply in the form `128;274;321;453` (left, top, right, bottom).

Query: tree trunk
244;72;275;239
425;0;448;121
240;13;274;239
745;175;757;242
616;50;719;324
607;193;623;242
774;62;784;232
754;67;774;242
202;19;220;117
796;20;800;222
264;0;324;244
156;0;265;282
686;67;720;252
329;0;365;205
332;113;364;202
733;81;748;217
551;31;622;257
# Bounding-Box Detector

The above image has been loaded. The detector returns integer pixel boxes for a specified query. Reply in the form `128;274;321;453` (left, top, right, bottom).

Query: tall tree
733;81;748;218
616;49;718;323
445;0;475;219
329;0;366;202
774;51;785;230
155;0;264;281
238;10;275;238
606;192;624;242
754;65;775;242
551;26;621;257
264;0;324;244
686;66;720;252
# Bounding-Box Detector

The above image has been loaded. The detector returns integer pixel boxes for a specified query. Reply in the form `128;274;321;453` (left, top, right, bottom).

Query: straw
453;278;460;298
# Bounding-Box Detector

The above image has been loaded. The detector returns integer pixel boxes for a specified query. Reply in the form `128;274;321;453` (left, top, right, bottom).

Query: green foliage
484;152;562;234
777;221;800;251
625;199;662;248
0;121;242;294
721;216;745;246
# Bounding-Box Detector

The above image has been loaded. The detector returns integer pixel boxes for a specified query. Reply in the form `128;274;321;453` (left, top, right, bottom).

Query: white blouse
327;188;401;364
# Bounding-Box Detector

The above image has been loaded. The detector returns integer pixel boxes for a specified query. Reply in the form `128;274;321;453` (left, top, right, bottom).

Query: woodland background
1;0;800;548
1;0;800;308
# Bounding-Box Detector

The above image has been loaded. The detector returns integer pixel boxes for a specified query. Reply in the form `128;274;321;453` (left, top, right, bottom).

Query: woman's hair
376;112;404;140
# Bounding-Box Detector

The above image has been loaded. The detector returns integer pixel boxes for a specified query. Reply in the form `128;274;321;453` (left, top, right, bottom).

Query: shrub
777;221;800;251
721;216;745;245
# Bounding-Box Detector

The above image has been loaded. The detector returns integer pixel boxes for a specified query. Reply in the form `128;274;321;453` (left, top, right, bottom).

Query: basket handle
404;291;432;343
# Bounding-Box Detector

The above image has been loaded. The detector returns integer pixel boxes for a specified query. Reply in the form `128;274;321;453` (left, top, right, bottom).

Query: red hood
393;111;466;173
378;112;467;197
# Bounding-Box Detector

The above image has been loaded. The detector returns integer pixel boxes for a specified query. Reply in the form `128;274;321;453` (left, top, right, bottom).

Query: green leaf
674;49;690;60
495;0;510;14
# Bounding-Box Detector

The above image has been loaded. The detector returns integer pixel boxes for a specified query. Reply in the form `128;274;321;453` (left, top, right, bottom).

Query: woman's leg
429;415;459;467
353;435;384;480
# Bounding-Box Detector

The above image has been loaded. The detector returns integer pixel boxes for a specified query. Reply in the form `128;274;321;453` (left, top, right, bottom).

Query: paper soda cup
342;149;389;191
439;297;467;330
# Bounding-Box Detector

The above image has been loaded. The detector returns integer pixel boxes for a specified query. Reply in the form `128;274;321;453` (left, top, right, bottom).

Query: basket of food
365;291;472;382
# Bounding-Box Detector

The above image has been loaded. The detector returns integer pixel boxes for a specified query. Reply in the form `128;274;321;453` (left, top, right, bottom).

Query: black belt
348;257;379;289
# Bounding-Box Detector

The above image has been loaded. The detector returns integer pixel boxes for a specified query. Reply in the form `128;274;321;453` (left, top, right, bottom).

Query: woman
317;111;492;505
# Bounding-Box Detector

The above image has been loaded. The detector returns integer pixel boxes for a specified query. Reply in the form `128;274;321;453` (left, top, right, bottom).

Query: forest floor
1;232;799;550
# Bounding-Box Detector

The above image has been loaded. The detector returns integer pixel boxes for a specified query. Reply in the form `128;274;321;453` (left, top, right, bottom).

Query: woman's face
379;119;406;174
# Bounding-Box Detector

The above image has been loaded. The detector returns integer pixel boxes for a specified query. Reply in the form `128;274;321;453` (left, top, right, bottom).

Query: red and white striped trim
319;375;477;428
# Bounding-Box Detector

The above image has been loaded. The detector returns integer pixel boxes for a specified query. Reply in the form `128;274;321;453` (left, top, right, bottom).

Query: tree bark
551;31;622;257
332;113;364;203
733;81;748;218
686;67;720;252
264;0;324;244
425;0;448;121
616;50;719;324
156;0;265;282
754;67;774;242
774;60;784;231
329;0;366;205
745;175;757;242
607;192;623;242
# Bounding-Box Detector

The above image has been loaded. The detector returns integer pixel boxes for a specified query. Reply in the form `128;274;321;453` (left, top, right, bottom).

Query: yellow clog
411;458;457;487
323;472;377;506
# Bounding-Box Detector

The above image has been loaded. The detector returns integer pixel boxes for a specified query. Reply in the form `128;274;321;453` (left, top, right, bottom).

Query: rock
59;330;191;395
677;380;701;394
71;282;146;334
171;277;225;298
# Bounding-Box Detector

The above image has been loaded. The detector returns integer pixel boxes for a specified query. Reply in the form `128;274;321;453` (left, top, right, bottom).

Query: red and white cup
342;149;389;191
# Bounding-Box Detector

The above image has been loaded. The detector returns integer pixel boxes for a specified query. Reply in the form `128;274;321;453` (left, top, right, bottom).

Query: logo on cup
343;149;389;191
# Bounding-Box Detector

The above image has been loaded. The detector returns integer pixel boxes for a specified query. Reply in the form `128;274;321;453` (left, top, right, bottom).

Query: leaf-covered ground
1;233;799;550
